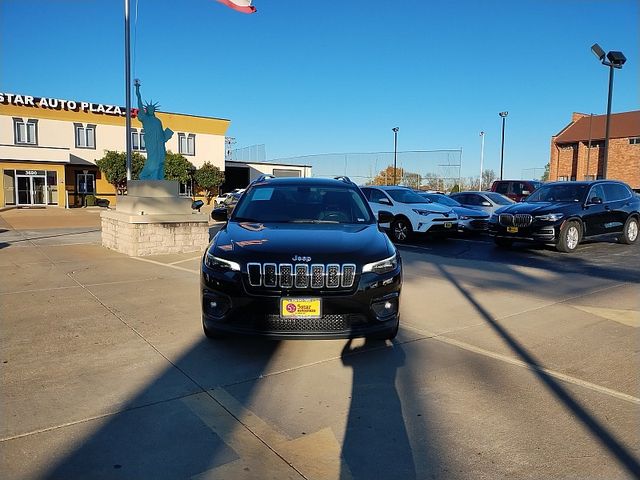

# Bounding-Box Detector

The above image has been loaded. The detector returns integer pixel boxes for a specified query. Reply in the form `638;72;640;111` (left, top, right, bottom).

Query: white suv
361;186;458;242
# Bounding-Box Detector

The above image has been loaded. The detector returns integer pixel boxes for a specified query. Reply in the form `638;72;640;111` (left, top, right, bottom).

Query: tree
541;162;550;182
369;165;403;186
481;169;497;190
95;150;145;194
164;151;196;184
194;162;225;204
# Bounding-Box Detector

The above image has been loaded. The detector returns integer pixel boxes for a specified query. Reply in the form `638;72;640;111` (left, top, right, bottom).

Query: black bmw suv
201;176;402;339
488;180;640;252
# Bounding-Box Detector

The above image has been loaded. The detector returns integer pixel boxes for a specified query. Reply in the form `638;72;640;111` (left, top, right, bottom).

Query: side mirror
589;196;603;205
378;210;394;224
191;200;204;212
481;201;492;207
211;208;228;222
379;197;392;206
519;196;528;202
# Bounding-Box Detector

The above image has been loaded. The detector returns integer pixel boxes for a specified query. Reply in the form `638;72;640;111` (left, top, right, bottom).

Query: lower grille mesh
261;314;367;332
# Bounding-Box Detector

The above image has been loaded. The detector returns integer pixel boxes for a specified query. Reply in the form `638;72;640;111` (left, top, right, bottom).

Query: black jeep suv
201;176;402;339
488;180;640;252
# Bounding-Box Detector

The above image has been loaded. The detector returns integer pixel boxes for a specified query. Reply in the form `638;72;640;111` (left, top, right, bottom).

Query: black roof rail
252;174;276;184
334;176;355;185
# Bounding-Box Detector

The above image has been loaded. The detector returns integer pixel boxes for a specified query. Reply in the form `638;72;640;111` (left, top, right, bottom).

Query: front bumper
201;262;402;339
414;217;458;234
488;222;559;243
458;218;489;232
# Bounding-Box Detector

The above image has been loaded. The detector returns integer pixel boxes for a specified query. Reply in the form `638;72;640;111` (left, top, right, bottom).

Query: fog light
371;297;398;319
204;294;231;319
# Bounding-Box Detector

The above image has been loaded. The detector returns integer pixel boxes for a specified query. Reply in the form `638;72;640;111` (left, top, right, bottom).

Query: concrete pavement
1;208;639;479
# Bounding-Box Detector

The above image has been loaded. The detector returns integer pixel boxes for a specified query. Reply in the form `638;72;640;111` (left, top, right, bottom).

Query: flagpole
124;0;132;181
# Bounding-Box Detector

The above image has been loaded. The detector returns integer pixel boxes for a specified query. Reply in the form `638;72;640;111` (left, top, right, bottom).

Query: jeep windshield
232;185;374;224
387;189;429;204
526;184;589;203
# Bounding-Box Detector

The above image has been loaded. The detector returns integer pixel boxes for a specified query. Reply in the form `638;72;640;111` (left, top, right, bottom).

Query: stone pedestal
101;180;210;256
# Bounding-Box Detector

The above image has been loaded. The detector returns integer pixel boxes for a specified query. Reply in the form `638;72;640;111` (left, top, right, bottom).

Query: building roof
555;110;640;143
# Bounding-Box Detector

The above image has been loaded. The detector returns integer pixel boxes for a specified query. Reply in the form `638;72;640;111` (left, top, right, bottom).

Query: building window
178;133;196;156
558;176;569;181
630;137;640;145
584;175;596;181
558;143;576;150
75;123;96;149
13;118;38;145
179;182;192;197
132;129;146;151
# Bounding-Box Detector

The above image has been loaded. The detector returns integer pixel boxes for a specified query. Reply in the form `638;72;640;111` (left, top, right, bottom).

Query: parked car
450;191;515;215
417;192;490;233
210;191;242;219
491;180;542;202
488;180;639;253
203;176;402;339
213;192;233;207
360;186;458;242
213;188;246;207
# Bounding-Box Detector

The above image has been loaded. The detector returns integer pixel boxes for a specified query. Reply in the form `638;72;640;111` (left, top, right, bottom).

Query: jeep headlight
535;213;564;222
363;253;398;274
205;252;241;271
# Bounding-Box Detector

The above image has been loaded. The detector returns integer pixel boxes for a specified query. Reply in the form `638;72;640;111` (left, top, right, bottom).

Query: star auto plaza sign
0;92;138;117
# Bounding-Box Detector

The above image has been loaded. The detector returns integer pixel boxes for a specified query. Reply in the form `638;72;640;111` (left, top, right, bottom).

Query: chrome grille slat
247;263;262;287
341;264;356;288
279;264;293;288
263;263;277;287
499;213;532;228
326;264;340;288
311;264;324;288
295;264;309;288
247;262;356;289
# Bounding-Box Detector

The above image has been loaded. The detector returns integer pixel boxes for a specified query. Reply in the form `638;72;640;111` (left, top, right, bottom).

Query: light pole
498;112;508;180
479;131;485;190
392;127;399;185
124;0;132;181
591;43;626;179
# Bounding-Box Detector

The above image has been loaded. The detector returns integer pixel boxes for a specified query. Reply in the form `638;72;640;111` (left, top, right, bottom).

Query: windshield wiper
290;219;340;224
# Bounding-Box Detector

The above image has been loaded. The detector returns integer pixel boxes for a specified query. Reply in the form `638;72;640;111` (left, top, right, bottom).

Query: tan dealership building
1;92;313;209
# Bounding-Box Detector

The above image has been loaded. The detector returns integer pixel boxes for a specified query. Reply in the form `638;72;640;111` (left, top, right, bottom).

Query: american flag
217;0;256;14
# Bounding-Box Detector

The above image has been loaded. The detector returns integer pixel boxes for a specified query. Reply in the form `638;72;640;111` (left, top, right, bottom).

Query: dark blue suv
488;180;640;252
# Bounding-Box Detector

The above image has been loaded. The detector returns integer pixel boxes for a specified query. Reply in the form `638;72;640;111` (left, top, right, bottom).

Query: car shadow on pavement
436;264;640;478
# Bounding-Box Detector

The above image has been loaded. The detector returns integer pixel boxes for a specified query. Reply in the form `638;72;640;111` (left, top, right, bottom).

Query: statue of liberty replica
134;79;173;180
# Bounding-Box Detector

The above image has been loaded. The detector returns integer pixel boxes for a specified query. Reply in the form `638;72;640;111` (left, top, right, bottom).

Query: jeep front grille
499;213;533;227
246;263;357;289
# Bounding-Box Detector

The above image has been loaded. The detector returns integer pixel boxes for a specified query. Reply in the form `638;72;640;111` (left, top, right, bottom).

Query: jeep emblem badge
292;255;311;262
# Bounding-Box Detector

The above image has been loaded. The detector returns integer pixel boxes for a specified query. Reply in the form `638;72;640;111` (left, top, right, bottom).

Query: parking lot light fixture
591;43;626;179
498;112;508;180
392;127;399;185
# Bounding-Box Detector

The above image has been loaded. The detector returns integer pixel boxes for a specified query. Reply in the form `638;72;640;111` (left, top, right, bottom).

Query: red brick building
550;110;640;189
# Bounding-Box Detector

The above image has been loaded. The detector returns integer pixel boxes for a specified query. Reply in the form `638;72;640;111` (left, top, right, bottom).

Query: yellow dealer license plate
280;298;322;319
507;226;519;233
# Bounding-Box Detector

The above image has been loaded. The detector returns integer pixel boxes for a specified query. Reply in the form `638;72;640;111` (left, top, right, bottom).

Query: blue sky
1;0;638;179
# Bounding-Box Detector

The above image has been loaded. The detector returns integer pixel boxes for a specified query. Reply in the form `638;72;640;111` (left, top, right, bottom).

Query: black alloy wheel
391;218;412;243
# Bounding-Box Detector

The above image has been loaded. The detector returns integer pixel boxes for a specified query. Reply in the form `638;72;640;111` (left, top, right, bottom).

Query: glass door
15;175;47;205
32;176;46;205
16;176;31;205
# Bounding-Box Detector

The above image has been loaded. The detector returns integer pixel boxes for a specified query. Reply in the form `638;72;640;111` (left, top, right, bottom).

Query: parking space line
169;255;202;265
131;256;199;274
401;322;640;405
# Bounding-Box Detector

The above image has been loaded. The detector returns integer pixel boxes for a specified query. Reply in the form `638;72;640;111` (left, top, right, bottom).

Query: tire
619;216;639;245
556;220;581;253
391;217;412;243
494;237;513;248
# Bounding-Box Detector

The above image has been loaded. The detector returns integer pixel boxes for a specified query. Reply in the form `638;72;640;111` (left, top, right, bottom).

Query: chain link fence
269;149;463;190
